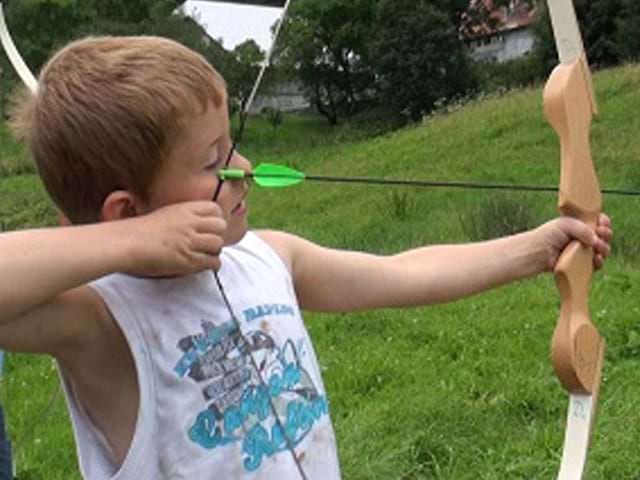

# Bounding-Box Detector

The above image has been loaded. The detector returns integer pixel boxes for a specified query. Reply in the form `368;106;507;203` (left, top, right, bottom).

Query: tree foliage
532;0;639;73
372;0;478;121
225;40;265;112
617;0;640;62
0;0;255;114
277;0;640;125
278;0;482;124
3;0;639;126
277;0;377;125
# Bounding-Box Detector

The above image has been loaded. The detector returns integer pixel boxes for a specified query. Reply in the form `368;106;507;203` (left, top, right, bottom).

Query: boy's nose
230;151;252;171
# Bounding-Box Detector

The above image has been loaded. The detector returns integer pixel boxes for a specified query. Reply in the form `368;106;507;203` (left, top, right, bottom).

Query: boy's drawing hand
536;213;612;272
127;201;226;277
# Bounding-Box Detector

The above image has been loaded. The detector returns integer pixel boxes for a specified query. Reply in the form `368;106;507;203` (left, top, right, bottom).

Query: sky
182;1;284;52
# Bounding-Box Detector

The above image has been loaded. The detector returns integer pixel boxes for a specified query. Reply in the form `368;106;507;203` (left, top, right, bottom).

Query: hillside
1;64;639;479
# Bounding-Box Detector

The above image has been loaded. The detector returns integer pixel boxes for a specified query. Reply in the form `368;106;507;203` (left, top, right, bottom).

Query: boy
0;36;611;479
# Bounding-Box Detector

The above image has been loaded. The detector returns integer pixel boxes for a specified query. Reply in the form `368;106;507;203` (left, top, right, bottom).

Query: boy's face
143;100;251;245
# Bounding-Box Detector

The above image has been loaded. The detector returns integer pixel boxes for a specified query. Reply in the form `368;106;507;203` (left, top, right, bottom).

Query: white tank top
59;232;342;479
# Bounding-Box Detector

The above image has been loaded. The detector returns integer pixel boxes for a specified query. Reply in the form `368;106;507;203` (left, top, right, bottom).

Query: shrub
461;196;538;241
262;107;284;130
475;54;546;93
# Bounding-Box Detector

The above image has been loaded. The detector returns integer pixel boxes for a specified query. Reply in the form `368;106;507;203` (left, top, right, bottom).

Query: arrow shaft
244;172;640;197
304;174;556;192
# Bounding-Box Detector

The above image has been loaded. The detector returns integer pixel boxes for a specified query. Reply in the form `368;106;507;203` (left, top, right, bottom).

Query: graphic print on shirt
173;303;329;472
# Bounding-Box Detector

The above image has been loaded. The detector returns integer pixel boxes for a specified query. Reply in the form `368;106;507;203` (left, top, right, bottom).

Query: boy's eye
205;152;223;171
202;138;232;171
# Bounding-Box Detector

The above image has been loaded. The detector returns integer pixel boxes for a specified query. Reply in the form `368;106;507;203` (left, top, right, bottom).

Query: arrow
219;163;640;196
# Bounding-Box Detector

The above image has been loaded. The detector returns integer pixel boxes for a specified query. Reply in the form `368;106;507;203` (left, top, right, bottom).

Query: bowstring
211;2;308;478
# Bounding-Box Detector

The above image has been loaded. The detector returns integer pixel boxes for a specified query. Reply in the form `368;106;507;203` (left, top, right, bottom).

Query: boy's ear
101;190;142;222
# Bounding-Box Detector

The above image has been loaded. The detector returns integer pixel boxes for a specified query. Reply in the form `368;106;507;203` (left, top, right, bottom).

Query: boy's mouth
232;197;247;215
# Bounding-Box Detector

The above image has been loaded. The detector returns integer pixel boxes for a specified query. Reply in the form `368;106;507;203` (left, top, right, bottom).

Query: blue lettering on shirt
243;304;295;322
174;321;236;377
188;362;329;472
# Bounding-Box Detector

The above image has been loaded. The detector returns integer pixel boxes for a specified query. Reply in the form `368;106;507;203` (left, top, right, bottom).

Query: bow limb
0;2;38;93
543;1;604;478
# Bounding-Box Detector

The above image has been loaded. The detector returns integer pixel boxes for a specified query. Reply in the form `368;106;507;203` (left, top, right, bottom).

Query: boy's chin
224;225;249;246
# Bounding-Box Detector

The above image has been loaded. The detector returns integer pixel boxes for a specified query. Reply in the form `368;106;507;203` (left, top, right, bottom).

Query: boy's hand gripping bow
543;1;604;478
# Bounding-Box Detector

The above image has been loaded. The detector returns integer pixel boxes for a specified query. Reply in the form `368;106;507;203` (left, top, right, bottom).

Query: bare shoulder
254;229;309;272
254;229;333;270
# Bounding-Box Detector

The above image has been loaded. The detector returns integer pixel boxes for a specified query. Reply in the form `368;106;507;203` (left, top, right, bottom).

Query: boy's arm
258;216;609;312
0;285;110;355
0;201;225;357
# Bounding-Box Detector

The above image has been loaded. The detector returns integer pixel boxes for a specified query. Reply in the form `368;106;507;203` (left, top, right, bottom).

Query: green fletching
252;163;305;188
218;164;305;188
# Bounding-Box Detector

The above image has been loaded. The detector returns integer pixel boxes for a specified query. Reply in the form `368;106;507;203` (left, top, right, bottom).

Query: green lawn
1;64;640;479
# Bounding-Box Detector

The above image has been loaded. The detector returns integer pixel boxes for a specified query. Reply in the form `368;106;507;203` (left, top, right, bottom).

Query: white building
250;81;310;114
465;0;536;63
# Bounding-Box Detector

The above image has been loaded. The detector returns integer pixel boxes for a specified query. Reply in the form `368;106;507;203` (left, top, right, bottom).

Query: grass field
1;64;640;479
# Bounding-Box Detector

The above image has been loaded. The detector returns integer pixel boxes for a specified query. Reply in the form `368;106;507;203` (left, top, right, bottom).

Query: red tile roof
464;0;536;39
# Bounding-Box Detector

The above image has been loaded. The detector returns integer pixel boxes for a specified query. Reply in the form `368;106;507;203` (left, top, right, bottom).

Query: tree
277;0;377;124
224;40;265;112
371;0;478;121
580;0;622;67
2;0;94;71
532;0;623;73
0;0;237;111
616;0;640;62
276;0;519;125
1;0;95;117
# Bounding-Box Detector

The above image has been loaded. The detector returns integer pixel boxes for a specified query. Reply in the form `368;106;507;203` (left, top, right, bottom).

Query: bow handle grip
544;57;604;394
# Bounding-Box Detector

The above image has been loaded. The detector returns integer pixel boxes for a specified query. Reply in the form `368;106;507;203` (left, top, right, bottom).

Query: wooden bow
543;1;604;478
0;2;38;93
